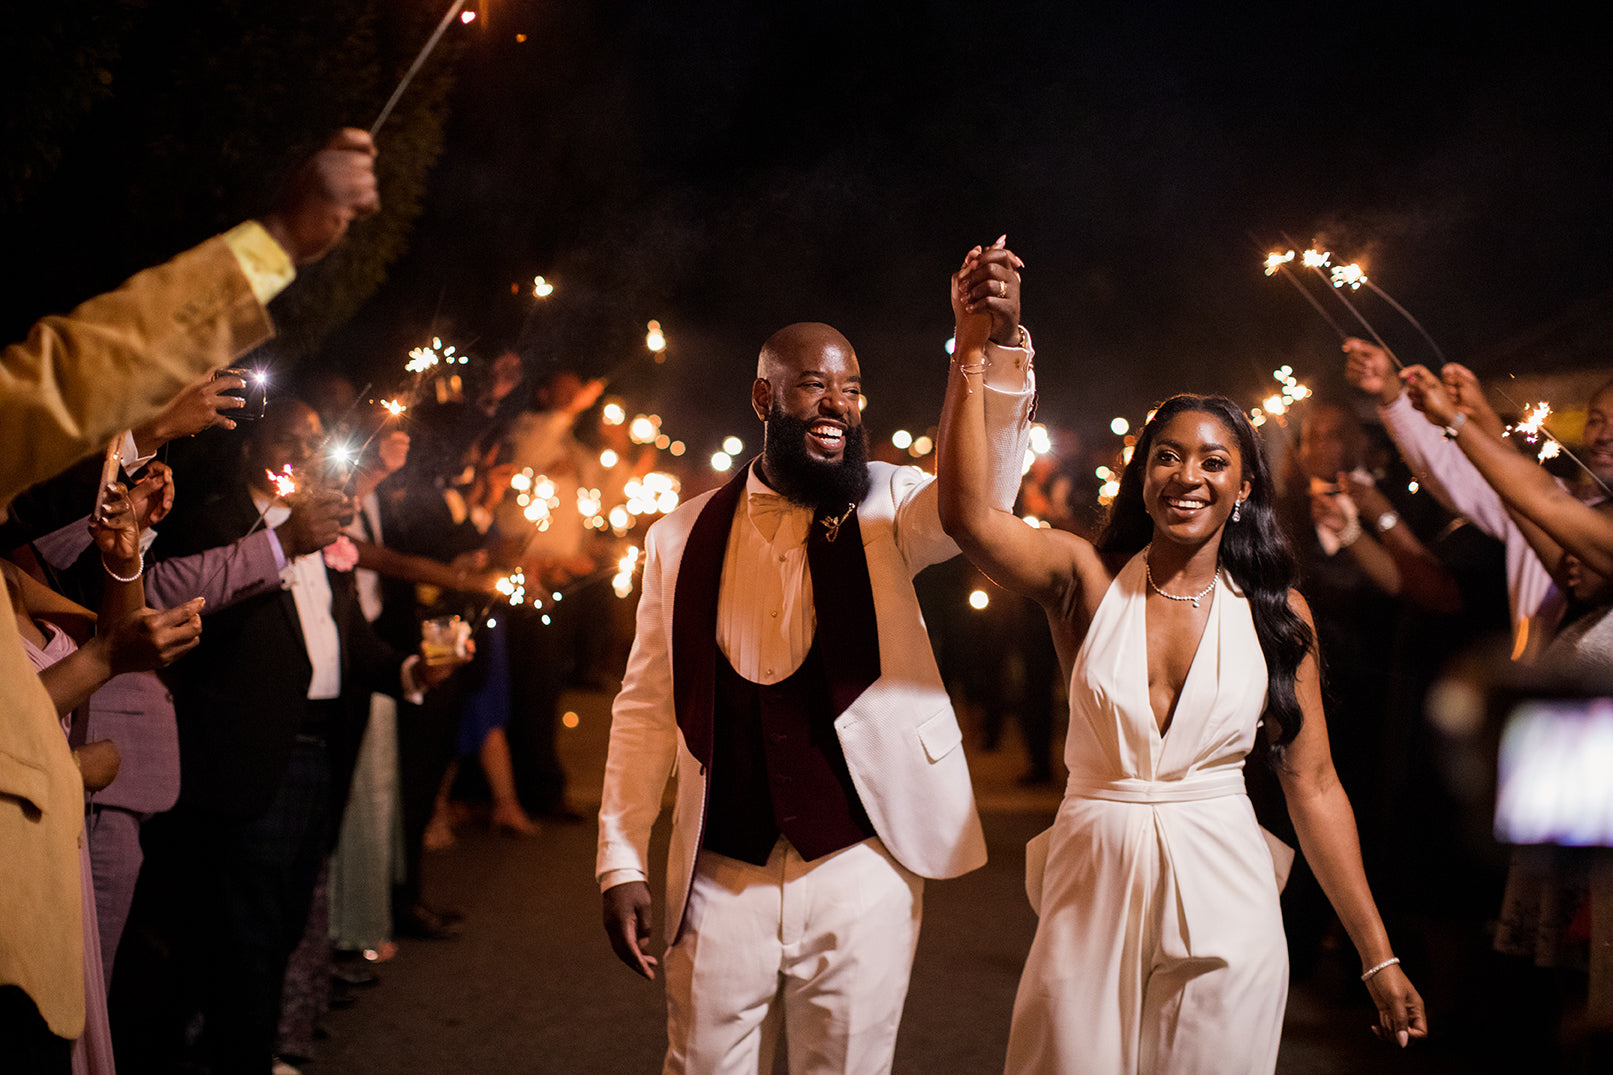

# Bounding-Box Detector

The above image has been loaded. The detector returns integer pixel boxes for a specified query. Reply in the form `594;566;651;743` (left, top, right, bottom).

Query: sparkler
1259;246;1349;340
1289;241;1404;370
371;0;473;138
265;465;298;499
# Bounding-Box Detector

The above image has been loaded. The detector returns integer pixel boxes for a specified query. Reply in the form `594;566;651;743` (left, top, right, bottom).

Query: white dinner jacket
597;345;1033;939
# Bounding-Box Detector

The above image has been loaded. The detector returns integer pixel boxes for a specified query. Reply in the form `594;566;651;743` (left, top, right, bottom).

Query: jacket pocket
916;708;963;763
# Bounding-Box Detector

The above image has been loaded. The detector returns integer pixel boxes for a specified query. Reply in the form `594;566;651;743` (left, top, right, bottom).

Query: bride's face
1141;411;1250;546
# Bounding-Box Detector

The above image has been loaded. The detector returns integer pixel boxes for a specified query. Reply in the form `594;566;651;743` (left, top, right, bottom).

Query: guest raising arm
1403;364;1613;578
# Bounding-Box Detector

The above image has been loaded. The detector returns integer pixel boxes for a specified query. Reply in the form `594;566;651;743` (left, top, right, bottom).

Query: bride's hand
952;235;1025;356
1364;963;1427;1048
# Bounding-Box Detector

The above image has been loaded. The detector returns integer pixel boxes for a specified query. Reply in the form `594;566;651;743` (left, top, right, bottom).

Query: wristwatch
1375;510;1400;534
1442;412;1468;440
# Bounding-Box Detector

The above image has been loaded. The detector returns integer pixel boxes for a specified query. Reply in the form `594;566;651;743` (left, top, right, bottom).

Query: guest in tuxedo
597;294;1034;1072
121;398;454;1074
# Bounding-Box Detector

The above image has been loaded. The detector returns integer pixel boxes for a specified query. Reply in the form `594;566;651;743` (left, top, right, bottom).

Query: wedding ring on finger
997;279;1008;297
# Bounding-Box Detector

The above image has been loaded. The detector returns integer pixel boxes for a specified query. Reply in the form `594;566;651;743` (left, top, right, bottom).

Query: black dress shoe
415;900;464;927
395;903;462;940
330;961;379;987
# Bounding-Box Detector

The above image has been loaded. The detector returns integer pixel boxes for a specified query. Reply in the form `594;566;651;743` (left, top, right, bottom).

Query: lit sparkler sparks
1263;250;1295;276
612;546;642;598
532;275;554;298
1302;248;1330;269
266;465;297;499
1330;263;1367;290
380;398;406;417
495;567;527;606
1507;402;1553;444
1537;440;1562;463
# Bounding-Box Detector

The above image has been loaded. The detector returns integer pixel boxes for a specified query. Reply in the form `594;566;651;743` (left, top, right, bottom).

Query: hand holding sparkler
1437;363;1506;440
1399;365;1461;428
98;598;207;676
261;129;380;266
1342;338;1402;407
274;485;351;559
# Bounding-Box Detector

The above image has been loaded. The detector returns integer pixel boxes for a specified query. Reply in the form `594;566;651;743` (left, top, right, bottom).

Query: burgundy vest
672;462;882;864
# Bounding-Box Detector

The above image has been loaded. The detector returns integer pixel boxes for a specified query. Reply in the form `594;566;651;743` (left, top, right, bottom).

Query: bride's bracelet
1360;956;1400;982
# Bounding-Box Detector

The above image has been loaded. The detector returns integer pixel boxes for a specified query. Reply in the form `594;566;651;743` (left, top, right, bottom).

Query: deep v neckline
1140;571;1218;740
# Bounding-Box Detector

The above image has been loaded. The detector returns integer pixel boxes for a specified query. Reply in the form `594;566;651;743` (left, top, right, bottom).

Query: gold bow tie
747;491;808;543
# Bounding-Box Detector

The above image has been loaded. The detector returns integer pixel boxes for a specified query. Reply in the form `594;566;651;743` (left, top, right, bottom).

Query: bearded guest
597;292;1035;1072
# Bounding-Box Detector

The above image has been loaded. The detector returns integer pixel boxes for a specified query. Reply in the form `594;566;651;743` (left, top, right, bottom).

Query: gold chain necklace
1143;545;1218;609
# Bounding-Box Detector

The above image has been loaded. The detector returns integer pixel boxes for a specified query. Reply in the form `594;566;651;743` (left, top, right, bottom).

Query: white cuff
599;868;647;893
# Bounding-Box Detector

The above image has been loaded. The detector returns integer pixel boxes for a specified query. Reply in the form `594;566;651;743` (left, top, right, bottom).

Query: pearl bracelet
1360;956;1400;982
101;550;143;583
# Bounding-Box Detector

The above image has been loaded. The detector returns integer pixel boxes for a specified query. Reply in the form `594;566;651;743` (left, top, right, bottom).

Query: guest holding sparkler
938;240;1425;1070
0;128;378;1064
1401;364;1613;1046
121;398;462;1074
1346;338;1613;659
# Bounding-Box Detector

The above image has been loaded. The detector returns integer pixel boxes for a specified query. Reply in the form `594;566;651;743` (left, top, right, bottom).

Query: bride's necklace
1143;545;1218;608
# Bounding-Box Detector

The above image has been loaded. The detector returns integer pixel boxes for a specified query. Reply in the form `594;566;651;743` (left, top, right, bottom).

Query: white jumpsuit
1006;553;1289;1074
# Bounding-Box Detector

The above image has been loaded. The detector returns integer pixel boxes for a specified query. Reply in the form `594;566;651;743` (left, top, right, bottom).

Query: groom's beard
762;407;871;509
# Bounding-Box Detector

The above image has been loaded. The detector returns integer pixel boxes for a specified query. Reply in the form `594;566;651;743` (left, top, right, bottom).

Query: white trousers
664;836;924;1075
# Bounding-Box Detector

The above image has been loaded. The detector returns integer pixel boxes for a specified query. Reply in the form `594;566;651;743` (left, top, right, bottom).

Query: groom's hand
603;881;659;979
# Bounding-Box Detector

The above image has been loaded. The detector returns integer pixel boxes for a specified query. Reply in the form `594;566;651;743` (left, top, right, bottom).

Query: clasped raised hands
952;235;1026;355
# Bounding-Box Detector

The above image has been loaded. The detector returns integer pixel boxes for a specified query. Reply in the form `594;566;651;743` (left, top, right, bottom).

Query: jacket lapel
671;462;750;768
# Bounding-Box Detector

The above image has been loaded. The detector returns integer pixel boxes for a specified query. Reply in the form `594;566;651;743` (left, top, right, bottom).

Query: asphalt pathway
312;684;1474;1073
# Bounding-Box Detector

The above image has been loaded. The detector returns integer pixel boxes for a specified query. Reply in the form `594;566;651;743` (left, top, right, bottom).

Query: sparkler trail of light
1281;235;1405;370
370;0;471;138
1362;279;1447;365
1250;235;1349;340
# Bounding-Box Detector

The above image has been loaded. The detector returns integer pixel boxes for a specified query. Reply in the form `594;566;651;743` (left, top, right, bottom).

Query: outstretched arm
936;241;1104;618
1276;593;1427;1048
1403;364;1613;577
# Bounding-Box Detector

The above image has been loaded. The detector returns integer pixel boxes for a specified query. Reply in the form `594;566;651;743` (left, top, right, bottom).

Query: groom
598;270;1034;1071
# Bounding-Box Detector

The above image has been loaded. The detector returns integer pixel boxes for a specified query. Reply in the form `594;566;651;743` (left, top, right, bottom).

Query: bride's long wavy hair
1095;394;1313;748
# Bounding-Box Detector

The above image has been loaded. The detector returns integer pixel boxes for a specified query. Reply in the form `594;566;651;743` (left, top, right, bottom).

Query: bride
936;239;1426;1072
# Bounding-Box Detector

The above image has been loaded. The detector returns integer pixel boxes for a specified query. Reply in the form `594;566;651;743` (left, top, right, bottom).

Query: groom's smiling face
752;323;870;509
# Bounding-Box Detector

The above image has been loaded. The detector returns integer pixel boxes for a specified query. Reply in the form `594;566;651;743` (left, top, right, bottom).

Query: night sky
19;2;1613;459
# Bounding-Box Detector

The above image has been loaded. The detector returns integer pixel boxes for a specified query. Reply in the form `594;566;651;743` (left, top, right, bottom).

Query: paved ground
309;683;1506;1073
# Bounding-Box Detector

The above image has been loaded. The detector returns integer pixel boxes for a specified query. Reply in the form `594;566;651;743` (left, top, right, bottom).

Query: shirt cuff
982;327;1035;395
223;221;297;306
400;654;426;705
120;430;158;474
599;868;647;892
